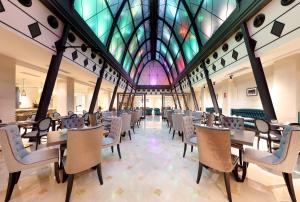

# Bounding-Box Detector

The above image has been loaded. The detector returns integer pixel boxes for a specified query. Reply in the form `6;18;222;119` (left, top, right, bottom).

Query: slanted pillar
36;24;70;120
89;63;106;113
179;82;188;110
241;22;276;121
187;76;199;111
118;82;128;110
174;86;182;109
109;74;121;111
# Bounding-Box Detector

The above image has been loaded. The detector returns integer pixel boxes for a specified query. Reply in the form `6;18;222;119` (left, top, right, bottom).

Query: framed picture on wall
246;87;258;96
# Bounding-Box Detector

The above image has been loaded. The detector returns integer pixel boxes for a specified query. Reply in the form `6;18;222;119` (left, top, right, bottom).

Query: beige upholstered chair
62;126;103;202
131;111;139;133
89;113;98;127
22;117;52;150
206;113;215;127
61;117;84;129
166;110;173;133
0;125;60;202
102;117;122;159
255;119;281;152
82;112;90;126
196;126;238;202
244;126;300;202
192;111;202;123
172;113;184;141
121;113;132;141
182;116;197;157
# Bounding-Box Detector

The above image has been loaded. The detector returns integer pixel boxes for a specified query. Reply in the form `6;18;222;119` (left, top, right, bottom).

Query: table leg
232;146;248;182
59;144;66;169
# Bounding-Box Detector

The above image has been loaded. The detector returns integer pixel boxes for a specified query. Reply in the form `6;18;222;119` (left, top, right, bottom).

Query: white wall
0;54;15;122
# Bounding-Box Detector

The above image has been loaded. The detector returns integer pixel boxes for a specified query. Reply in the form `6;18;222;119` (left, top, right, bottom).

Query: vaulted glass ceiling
74;0;237;85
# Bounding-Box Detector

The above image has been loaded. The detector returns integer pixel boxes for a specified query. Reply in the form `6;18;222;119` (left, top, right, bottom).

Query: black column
89;63;106;114
170;90;178;109
118;82;128;110
35;24;70;120
109;74;121;111
174;87;182;109
187;76;199;111
126;88;133;109
241;22;276;121
179;82;189;110
203;64;220;114
130;90;136;109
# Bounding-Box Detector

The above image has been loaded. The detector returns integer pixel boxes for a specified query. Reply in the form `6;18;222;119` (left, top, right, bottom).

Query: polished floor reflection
0;116;300;202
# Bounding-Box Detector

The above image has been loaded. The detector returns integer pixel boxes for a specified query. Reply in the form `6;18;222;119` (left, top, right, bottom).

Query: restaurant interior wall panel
66;77;75;113
0;54;16;122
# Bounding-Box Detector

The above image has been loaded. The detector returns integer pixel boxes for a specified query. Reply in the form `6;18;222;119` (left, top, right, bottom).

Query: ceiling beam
150;0;158;60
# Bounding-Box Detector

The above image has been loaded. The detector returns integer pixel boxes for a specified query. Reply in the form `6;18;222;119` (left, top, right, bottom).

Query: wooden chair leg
117;144;122;159
96;164;103;185
282;172;297;202
15;171;21;184
183;143;187;158
191;145;193;152
54;162;60;183
35;132;40;150
224;172;232;202
172;130;175;139
62;167;68;183
169;126;171;133
65;174;74;202
257;136;260;150
181;132;184;142
5;172;18;202
111;146;114;153
196;162;203;184
128;130;132;140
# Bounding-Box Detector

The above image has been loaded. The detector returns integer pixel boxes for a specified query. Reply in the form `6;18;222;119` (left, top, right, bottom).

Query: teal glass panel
130;0;143;26
185;0;202;16
174;3;190;42
109;29;125;62
166;52;173;67
158;0;167;18
136;25;145;45
118;3;134;43
176;53;185;73
130;65;136;79
164;0;179;26
169;35;179;57
123;52;133;72
162;24;171;44
160;43;167;56
129;35;139;58
107;0;123;16
74;0;113;44
182;28;199;63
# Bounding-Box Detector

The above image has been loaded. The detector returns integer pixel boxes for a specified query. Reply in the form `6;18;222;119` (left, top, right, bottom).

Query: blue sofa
231;108;267;129
206;107;222;114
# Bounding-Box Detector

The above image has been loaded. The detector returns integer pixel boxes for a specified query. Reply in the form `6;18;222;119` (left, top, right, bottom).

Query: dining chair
255;119;281;152
121;113;132;141
182;116;197;157
172;113;184;141
131;111;139;133
61;117;84;129
0;125;60;202
62;126;103;202
67;111;74;116
102;117;122;159
206;113;215;127
69;114;77;119
52;112;61;119
22;117;52;150
82;112;90;126
166;111;173;132
196;126;239;202
89;113;98;127
192;111;202;123
244;126;300;202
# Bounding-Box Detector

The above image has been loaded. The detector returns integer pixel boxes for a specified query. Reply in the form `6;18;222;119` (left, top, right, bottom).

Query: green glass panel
164;0;179;26
174;3;191;42
169;35;179;57
160;43;167;56
118;3;134;42
176;53;185;73
107;0;122;16
129;35;139;58
97;8;113;44
166;52;173;67
162;24;171;44
182;29;199;63
130;0;143;26
109;30;125;62
123;52;133;72
136;25;145;45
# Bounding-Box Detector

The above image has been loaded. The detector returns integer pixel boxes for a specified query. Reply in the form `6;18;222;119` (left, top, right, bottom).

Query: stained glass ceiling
74;0;237;85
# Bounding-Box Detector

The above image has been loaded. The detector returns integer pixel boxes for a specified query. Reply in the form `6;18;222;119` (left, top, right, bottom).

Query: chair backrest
108;117;122;143
52;112;61;119
102;111;112;118
255;119;270;133
182;116;194;142
196;126;233;172
30;114;36;121
38;118;52;132
69;114;77;119
131;111;139;124
207;114;215;127
61;117;84;129
68;111;74;116
272;126;300;172
172;113;184;131
82;113;89;125
0;125;29;172
89;113;97;127
192;111;202;121
222;116;245;130
65;126;103;174
167;111;173;123
121;113;131;132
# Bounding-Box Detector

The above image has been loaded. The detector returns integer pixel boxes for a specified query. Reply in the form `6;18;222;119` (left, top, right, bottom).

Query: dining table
194;124;255;182
47;126;108;168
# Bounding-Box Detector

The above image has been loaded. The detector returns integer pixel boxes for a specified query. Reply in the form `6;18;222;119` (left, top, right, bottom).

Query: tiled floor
0;116;300;201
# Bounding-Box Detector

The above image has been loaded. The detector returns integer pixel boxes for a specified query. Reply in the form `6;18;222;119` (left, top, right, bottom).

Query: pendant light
21;79;26;96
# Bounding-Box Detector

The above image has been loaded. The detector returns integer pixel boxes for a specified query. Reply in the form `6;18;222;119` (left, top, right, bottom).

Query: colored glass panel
182;29;199;63
109;30;125;63
123;52;133;72
129;35;139;58
174;3;190;42
117;3;134;43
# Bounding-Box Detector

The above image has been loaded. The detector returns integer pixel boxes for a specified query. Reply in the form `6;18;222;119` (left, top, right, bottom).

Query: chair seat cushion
244;148;280;166
102;137;114;146
22;131;48;138
23;148;59;165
